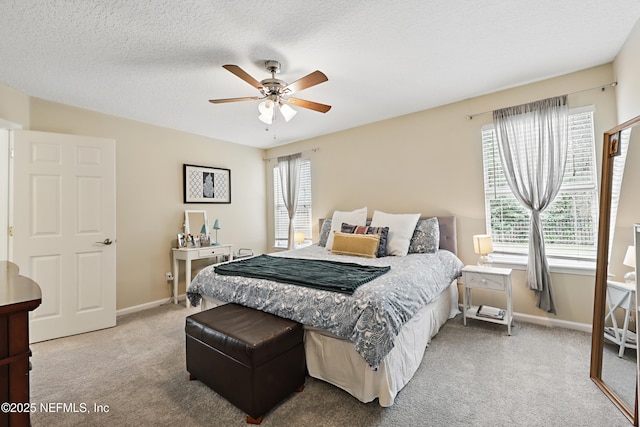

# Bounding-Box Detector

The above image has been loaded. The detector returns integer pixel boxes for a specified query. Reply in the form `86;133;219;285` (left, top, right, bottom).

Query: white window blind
273;159;312;248
481;107;599;260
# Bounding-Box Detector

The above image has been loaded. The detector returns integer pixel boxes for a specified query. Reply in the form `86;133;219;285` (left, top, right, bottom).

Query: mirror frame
591;114;640;425
184;210;208;236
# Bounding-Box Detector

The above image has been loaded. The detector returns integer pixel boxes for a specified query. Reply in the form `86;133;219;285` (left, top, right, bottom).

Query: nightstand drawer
462;265;512;291
463;271;507;291
198;247;230;258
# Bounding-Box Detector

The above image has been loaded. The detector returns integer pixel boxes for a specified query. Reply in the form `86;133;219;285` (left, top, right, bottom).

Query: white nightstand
461;265;513;335
172;244;233;307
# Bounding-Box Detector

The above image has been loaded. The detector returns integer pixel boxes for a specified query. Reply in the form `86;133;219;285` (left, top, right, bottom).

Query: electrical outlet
165;272;174;281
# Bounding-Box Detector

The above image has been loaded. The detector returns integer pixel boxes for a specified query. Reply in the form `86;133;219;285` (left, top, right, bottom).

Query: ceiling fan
209;60;331;124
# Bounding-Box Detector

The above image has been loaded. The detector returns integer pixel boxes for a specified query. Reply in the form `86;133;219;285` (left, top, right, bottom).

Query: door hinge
8;226;13;237
9;147;14;159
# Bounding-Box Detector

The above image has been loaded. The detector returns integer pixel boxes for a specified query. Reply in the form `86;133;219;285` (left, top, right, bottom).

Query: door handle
96;238;114;245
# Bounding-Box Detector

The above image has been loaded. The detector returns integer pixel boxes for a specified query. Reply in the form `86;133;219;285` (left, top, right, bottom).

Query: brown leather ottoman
185;303;305;424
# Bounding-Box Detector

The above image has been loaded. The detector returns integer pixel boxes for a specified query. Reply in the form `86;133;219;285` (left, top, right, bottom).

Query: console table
172;244;233;307
1;261;42;427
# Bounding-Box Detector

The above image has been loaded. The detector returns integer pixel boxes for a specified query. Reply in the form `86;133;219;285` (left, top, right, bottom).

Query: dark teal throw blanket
214;255;390;295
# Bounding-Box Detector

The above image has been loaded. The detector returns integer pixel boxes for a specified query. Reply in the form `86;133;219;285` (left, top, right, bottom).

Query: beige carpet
29;303;630;426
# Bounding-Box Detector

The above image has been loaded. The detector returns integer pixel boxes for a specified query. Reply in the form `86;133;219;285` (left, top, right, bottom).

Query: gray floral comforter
187;245;463;368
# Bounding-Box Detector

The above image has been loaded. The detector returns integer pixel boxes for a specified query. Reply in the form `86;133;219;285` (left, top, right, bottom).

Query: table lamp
623;245;636;283
294;232;305;247
212;219;221;246
473;234;493;266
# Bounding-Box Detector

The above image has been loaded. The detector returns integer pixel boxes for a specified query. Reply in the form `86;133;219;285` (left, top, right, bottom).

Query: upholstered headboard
318;215;458;256
436;216;457;255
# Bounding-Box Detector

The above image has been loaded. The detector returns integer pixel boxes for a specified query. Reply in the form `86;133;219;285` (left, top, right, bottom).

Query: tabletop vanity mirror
184;210;209;247
591;114;640;425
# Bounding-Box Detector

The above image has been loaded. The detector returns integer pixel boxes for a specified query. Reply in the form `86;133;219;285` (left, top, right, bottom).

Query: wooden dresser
0;261;42;427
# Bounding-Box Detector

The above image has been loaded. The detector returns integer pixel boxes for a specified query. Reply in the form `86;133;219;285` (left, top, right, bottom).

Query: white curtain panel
278;153;302;250
493;95;568;314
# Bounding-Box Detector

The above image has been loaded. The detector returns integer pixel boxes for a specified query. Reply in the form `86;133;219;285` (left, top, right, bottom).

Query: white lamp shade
473;234;493;255
623;245;636;268
294;232;305;243
258;111;273;124
279;103;297;122
258;100;275;124
258;99;274;114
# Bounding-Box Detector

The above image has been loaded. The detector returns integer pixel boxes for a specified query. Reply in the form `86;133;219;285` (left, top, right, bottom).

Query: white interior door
11;130;116;343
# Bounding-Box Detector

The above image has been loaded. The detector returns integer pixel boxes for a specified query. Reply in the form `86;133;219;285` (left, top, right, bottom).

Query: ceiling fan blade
284;97;332;113
209;96;260;104
284;70;328;93
222;64;263;89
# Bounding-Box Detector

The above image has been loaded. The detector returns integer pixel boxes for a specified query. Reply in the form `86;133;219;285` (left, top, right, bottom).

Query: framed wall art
183;164;231;204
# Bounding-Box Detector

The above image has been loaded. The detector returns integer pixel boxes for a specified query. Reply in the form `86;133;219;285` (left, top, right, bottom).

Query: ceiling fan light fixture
279;103;297;122
212;61;331;126
258;99;275;124
258;111;273;124
258;99;274;114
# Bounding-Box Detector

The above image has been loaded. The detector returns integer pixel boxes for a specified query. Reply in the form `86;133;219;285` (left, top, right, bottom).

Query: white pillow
325;207;368;250
369;210;421;256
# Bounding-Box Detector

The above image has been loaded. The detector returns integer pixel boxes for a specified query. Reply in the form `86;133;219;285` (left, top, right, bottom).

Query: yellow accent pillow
330;232;380;258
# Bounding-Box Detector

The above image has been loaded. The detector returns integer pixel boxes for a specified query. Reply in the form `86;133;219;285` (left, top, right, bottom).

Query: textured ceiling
1;1;640;149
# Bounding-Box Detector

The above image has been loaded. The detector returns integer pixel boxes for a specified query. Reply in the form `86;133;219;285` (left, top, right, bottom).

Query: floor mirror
591;114;640;425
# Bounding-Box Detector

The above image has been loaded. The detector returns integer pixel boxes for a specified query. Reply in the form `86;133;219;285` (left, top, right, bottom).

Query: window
273;159;312;248
481;107;599;260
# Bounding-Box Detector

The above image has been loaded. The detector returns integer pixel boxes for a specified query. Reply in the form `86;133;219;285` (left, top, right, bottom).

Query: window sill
272;241;313;251
487;253;596;276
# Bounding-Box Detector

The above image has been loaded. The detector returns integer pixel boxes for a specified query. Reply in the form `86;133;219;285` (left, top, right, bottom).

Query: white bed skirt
200;280;459;407
304;280;459;407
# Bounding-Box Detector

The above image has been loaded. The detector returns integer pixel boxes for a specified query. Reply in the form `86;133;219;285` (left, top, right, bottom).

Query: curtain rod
464;81;618;120
263;147;320;162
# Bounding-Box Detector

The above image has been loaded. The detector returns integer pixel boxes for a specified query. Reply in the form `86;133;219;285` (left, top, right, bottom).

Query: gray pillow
408;217;440;254
318;219;332;247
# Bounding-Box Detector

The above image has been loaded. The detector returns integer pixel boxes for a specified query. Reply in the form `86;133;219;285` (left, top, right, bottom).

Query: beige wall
265;64;619;326
19;97;267;310
0;83;30;127
614;17;640;124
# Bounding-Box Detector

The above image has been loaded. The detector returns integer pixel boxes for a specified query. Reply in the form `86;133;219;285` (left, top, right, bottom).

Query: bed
187;215;463;407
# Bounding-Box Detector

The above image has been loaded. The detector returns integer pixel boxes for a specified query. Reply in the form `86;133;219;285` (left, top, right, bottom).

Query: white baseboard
116;294;184;317
513;312;592;333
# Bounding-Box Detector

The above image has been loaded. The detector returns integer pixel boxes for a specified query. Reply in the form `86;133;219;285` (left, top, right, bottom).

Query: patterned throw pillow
408;217;440;254
341;223;389;258
318;219;332;247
